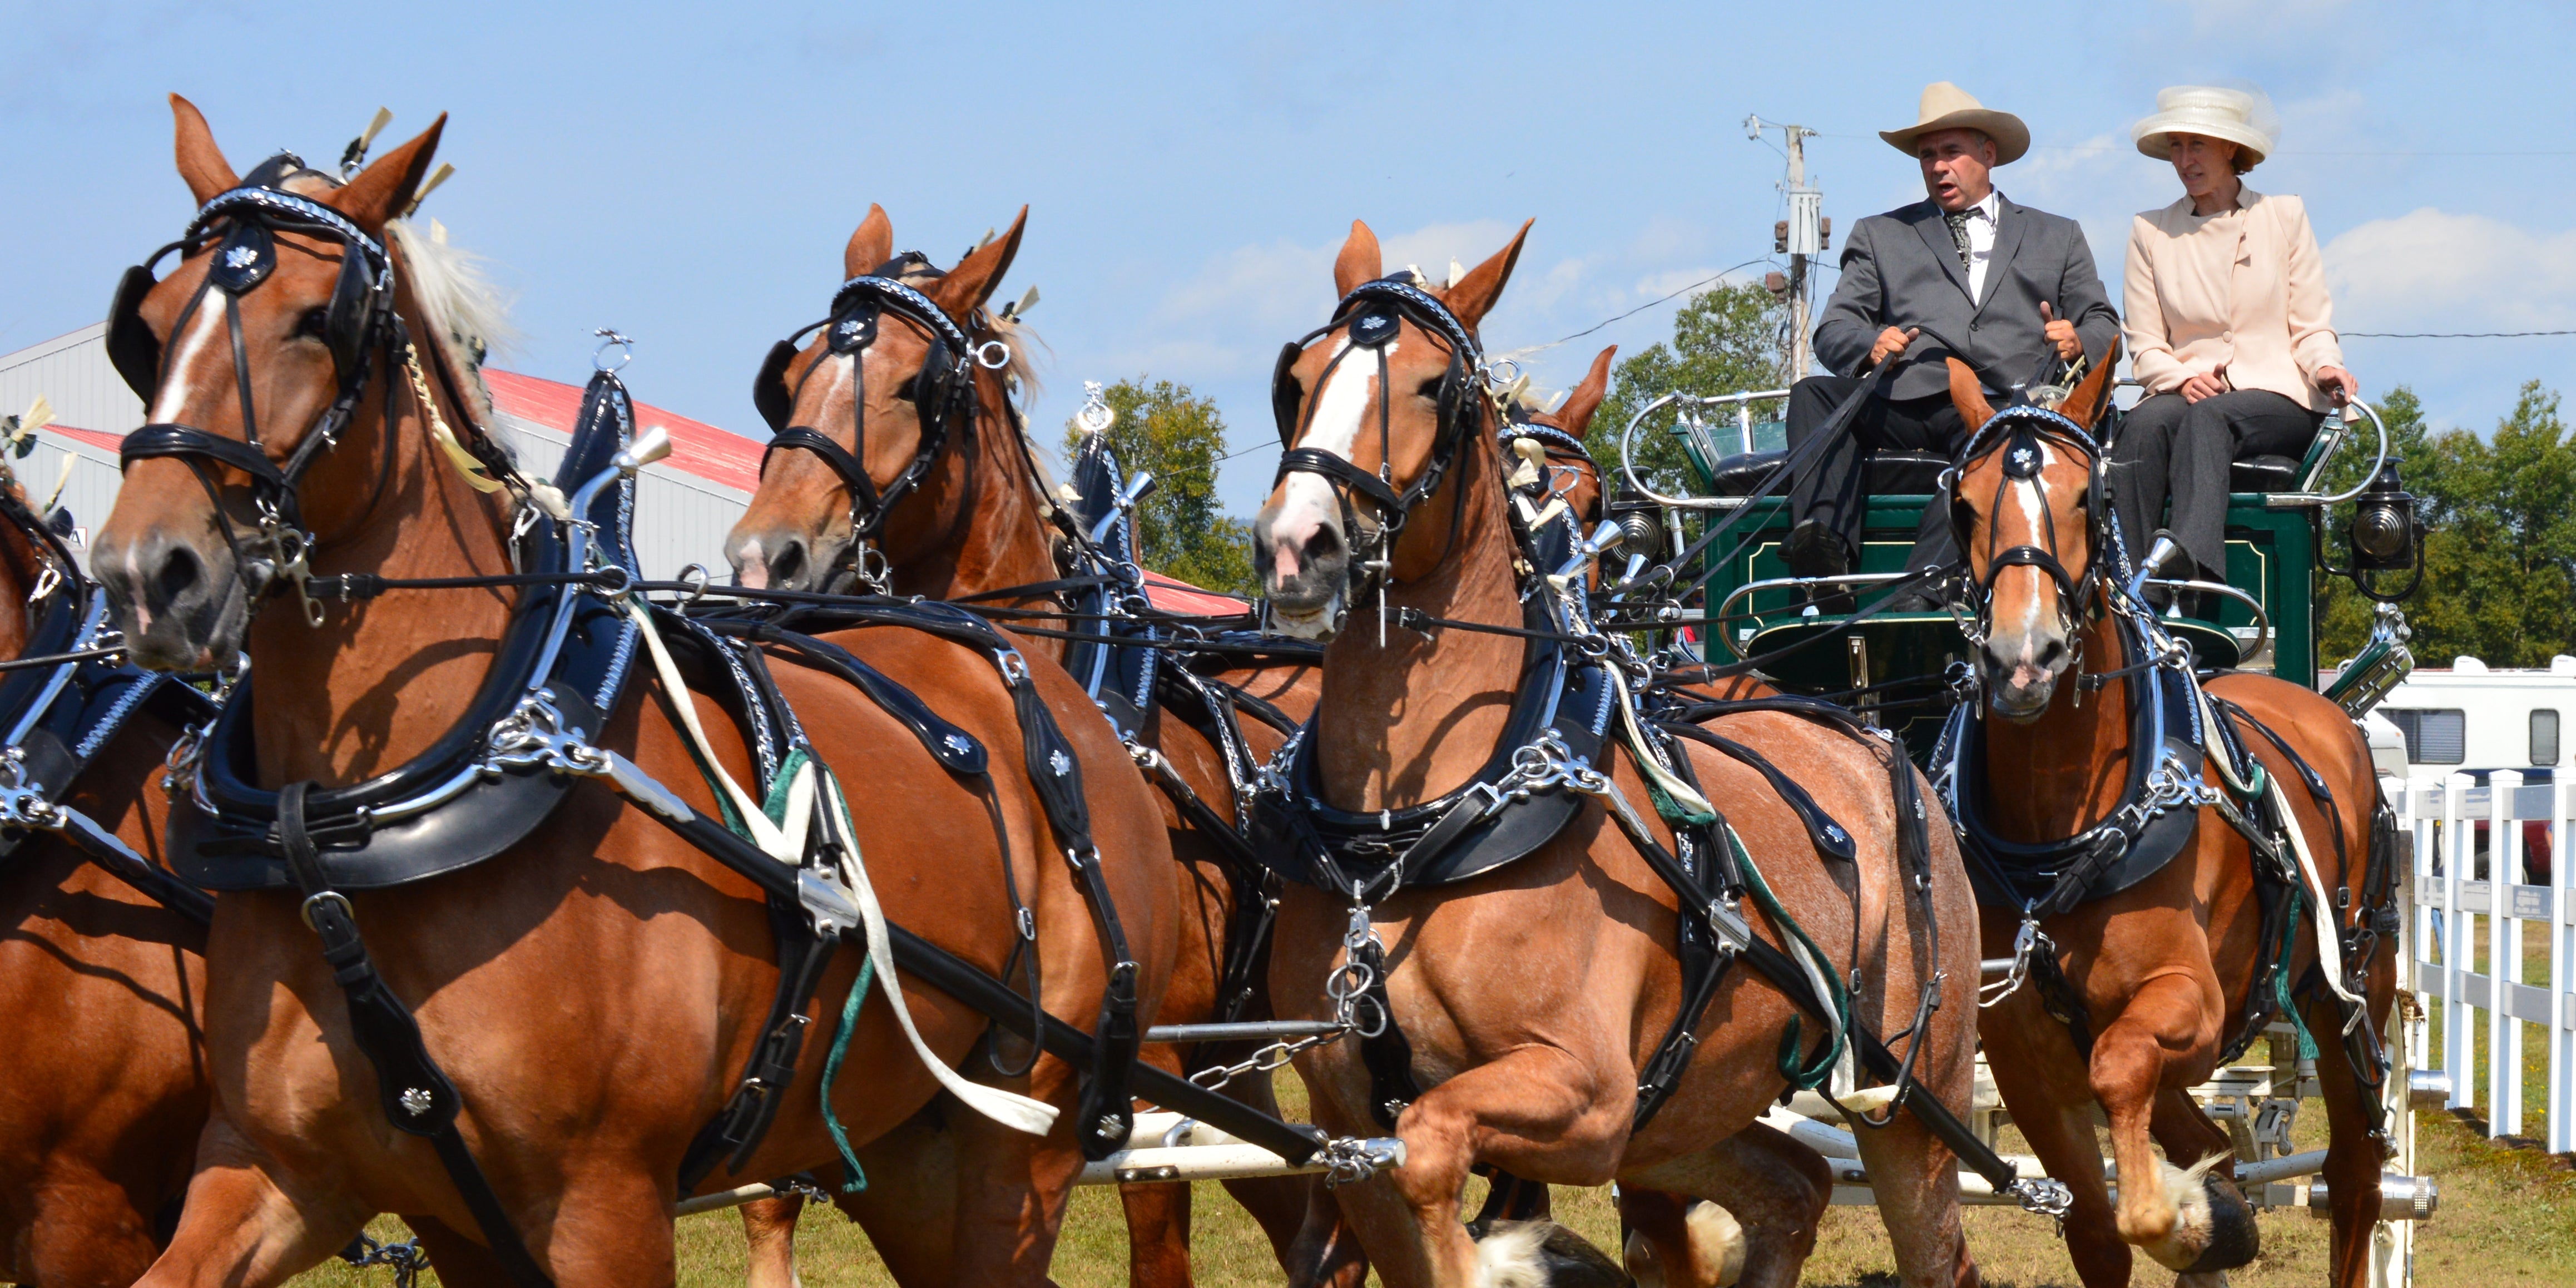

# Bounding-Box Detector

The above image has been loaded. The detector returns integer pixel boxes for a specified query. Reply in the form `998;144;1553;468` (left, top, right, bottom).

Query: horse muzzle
728;523;840;593
1252;497;1351;641
93;526;250;672
1982;632;2067;724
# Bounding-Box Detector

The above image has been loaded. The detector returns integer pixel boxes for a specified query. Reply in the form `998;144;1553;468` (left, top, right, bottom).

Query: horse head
727;205;1031;592
1253;217;1530;638
92;96;449;671
1945;354;2113;721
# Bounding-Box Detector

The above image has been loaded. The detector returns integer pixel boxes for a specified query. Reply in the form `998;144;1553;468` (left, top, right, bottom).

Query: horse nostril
1301;525;1344;568
768;537;808;590
2035;637;2065;670
153;543;201;607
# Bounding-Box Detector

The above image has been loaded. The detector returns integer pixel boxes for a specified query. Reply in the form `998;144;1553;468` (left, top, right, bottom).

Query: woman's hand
2178;370;2228;403
2316;365;2360;404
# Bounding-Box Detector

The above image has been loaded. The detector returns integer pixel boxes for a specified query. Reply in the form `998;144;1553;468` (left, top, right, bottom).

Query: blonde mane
388;219;515;423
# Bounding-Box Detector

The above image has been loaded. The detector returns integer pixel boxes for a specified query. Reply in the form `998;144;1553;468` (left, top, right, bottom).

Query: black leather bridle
1945;403;2110;644
1269;276;1494;603
112;178;402;608
752;266;990;552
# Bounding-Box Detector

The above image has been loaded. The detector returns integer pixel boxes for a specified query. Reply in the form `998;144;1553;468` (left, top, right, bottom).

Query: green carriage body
1658;403;2345;760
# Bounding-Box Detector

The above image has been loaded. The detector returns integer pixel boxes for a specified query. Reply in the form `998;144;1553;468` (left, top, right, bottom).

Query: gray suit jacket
1814;195;2121;402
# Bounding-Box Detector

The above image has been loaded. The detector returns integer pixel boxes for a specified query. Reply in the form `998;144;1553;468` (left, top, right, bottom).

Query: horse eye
1415;377;1444;400
293;306;330;339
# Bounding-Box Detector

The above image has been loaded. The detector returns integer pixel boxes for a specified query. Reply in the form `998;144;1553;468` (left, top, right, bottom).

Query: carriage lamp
1606;488;1666;563
2349;458;2418;572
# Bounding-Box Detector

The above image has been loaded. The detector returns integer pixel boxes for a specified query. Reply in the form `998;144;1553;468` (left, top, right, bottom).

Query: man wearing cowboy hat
1784;81;2122;592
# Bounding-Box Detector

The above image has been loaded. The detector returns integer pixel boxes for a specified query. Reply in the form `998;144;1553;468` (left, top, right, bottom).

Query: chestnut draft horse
722;205;1350;1288
1252;219;1987;1288
0;459;215;1287
1937;358;2398;1287
91;98;1186;1286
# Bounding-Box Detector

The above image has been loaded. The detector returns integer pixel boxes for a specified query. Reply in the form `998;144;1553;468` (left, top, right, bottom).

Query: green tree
2318;382;2576;668
1063;377;1256;597
1581;281;1790;495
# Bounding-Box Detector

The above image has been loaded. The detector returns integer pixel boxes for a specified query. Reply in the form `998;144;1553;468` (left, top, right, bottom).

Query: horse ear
1552;345;1617;435
325;115;445;234
2056;344;2119;429
1332;220;1383;298
1443;219;1532;331
844;204;893;278
926;206;1026;319
170;94;239;206
1947;358;1996;433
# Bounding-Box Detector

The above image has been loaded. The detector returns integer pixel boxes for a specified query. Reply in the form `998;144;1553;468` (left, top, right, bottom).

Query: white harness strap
625;599;1058;1135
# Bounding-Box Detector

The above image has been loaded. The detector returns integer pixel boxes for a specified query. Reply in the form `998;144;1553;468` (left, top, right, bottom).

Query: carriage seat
1703;449;1949;498
2228;454;2301;493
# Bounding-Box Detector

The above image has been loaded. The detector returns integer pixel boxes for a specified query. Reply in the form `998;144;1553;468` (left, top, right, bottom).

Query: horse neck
887;374;1065;663
1981;602;2134;841
247;348;517;788
1315;440;1525;811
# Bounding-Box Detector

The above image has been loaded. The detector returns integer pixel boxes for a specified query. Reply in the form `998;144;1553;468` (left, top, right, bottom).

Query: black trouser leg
1786;375;1872;566
2108;392;2191;571
2165;390;2324;580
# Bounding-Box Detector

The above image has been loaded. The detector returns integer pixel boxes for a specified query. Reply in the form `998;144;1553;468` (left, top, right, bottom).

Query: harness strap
276;781;554;1288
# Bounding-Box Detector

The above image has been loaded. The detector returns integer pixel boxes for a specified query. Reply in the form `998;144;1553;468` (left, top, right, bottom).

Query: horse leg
24;1163;161;1288
2090;972;2246;1275
1216;1072;1343;1280
521;1170;675;1286
1979;992;2129;1288
407;1214;517;1287
1330;1046;1626;1288
740;1195;806;1288
2301;979;2396;1288
1621;1124;1824;1288
1119;1043;1198;1288
1285;1176;1369;1288
944;1069;1085;1287
131;1114;370;1288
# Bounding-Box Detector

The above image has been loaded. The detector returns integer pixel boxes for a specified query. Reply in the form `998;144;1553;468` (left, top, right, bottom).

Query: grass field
288;1047;2576;1287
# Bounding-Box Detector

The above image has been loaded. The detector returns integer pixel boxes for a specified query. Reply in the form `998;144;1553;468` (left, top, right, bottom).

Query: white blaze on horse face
146;296;230;426
1271;337;1387;581
1998;439;2065;672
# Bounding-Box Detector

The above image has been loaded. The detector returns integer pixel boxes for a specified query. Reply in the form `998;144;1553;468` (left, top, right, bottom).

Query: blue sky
7;1;2571;514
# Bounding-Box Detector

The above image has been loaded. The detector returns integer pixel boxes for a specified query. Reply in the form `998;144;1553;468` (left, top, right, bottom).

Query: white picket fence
2399;771;2576;1154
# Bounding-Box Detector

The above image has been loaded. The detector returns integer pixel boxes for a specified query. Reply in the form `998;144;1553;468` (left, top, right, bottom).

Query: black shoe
1784;520;1857;613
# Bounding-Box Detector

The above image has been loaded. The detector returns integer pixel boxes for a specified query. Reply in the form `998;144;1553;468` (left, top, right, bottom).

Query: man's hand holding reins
1870;326;1921;368
2039;301;2080;362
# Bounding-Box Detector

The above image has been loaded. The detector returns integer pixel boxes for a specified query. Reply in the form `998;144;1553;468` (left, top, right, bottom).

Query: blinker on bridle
108;164;402;625
754;261;1012;571
1269;276;1494;618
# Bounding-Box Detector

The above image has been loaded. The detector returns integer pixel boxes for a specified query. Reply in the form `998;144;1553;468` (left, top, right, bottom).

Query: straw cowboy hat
1879;82;2029;165
2132;85;2280;169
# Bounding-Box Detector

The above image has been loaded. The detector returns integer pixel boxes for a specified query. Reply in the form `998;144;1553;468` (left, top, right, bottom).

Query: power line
1504;257;1779;359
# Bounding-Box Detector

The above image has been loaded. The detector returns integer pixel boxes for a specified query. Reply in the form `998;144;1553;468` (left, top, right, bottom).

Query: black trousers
2108;390;2324;579
1784;375;1970;573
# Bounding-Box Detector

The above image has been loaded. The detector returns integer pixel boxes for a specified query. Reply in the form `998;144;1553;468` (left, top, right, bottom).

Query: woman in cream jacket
2109;86;2359;593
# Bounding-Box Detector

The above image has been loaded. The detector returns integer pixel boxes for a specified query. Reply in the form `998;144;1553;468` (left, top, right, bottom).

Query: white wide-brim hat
2133;85;2279;169
1880;82;2030;165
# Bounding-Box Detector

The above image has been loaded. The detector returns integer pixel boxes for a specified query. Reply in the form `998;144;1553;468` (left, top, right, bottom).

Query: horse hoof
1623;1200;1746;1287
2176;1272;2233;1288
2141;1156;2260;1274
1469;1218;1629;1288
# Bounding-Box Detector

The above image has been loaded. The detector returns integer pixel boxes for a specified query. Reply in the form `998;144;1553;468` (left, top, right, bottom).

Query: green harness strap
1634;750;1851;1091
700;746;882;1195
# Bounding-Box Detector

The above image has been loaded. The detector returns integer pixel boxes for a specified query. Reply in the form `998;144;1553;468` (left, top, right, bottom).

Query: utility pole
1747;117;1828;382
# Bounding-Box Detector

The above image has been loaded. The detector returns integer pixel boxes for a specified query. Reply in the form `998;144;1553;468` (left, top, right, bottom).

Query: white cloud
2322;207;2576;332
